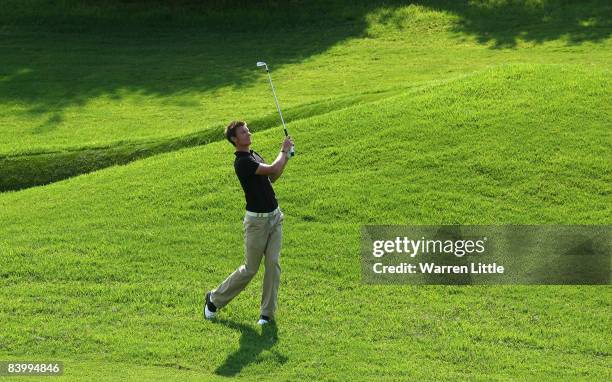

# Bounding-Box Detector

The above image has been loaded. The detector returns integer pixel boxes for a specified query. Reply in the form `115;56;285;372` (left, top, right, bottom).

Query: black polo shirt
234;150;278;213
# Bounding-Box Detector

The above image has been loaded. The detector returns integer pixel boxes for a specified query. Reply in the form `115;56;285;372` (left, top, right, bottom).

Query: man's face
233;124;252;147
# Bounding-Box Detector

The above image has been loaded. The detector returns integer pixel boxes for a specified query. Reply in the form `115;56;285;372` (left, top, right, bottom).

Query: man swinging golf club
205;62;294;325
205;121;293;325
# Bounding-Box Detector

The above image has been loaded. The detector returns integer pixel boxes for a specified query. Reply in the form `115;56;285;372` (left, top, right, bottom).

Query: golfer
205;120;293;325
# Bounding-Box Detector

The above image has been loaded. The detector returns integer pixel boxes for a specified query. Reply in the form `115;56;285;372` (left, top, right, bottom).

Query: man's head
224;120;252;148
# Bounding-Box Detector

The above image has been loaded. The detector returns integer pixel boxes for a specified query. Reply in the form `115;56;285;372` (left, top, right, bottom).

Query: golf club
257;61;295;158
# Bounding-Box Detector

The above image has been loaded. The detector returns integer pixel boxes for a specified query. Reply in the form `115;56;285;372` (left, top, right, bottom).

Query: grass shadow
1;1;610;192
213;318;287;377
403;1;611;48
0;1;381;119
1;0;610;118
0;88;398;192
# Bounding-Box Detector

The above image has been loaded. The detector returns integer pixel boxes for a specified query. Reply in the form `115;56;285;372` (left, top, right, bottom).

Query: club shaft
266;71;288;136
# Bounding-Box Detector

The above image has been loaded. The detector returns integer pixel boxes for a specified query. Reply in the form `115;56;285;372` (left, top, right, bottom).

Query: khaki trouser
211;210;284;318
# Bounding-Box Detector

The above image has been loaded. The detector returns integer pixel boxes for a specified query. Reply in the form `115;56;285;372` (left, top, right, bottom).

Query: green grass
1;64;610;380
0;1;611;380
1;0;611;189
0;90;397;191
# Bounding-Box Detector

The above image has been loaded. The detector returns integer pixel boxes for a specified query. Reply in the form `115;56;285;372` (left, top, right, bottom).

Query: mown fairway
1;1;610;381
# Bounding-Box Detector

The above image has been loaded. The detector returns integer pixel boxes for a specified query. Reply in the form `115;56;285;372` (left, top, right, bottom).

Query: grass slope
1;1;611;191
0;89;398;191
0;64;610;380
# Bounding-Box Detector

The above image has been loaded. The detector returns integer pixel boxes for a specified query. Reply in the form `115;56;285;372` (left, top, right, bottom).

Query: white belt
245;207;280;217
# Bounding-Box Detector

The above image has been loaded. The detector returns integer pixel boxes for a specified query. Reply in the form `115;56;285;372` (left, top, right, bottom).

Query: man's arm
254;137;293;182
254;150;288;180
268;151;289;183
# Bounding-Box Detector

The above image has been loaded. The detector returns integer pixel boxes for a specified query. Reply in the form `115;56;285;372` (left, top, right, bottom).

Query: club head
256;61;268;70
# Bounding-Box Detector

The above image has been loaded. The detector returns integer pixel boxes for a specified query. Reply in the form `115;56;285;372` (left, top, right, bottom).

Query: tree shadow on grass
1;0;610;122
0;1;380;122
382;0;612;49
1;1;610;193
213;318;287;377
